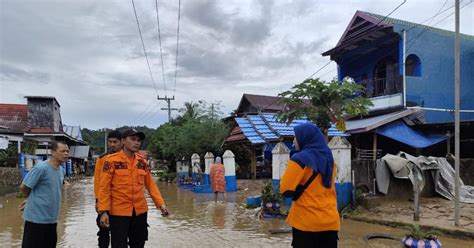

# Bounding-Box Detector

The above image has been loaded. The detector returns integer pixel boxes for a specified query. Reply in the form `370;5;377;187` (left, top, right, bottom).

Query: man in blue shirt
18;141;70;248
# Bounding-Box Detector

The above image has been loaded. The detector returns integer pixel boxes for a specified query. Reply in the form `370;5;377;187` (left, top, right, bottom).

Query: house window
373;56;398;96
406;54;421;77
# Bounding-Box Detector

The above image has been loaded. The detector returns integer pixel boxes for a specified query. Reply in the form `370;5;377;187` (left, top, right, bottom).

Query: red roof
0;104;28;133
225;126;247;143
235;94;311;115
242;94;285;112
29;128;54;133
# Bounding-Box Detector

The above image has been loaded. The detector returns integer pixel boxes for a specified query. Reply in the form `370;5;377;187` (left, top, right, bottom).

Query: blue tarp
376;121;447;148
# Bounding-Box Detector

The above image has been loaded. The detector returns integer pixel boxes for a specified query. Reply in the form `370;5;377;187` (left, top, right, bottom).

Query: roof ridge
360;10;474;39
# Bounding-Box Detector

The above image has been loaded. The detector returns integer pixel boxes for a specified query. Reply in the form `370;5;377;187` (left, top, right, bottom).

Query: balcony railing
359;77;403;98
358;77;404;111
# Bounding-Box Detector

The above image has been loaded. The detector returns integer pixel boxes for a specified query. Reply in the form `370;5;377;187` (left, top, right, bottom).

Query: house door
385;61;395;94
373;57;397;96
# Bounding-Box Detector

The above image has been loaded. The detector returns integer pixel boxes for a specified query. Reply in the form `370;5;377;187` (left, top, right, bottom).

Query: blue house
320;11;474;201
322;11;474;124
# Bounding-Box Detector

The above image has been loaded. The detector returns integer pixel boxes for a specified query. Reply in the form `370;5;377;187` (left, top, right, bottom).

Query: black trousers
291;228;338;248
22;221;57;248
96;214;110;247
109;210;148;248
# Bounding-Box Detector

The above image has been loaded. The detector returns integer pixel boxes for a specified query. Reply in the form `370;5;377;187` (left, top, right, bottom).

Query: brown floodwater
1;178;473;247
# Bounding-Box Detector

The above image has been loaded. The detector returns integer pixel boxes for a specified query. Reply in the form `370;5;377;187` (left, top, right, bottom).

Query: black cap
121;129;145;140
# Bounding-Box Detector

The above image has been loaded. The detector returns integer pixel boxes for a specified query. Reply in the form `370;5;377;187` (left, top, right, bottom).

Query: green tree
148;101;229;168
82;128;107;154
0;143;18;167
82;126;156;155
277;78;373;134
181;101;201;120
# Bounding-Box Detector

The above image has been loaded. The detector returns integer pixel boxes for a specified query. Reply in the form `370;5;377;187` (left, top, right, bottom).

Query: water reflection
0;178;473;247
212;204;226;229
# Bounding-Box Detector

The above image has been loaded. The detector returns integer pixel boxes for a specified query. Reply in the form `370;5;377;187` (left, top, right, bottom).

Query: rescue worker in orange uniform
98;129;169;247
93;130;122;248
280;122;340;248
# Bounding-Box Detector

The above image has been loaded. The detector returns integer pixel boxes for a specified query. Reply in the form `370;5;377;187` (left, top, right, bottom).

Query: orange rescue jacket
93;153;109;201
280;160;340;232
98;150;165;216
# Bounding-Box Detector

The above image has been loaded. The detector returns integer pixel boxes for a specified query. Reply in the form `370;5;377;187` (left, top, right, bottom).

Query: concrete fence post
272;142;290;192
176;160;183;181
223;150;236;192
191;153;201;183
204;152;214;185
181;156;189;180
328;136;352;211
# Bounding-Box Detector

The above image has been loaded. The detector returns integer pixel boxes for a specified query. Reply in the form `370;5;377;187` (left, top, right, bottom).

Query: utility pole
211;103;214;120
403;29;407;107
454;0;460;227
158;95;178;122
104;130;107;154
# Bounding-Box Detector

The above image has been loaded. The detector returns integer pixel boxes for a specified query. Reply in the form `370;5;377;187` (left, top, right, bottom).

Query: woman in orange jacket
280;122;340;248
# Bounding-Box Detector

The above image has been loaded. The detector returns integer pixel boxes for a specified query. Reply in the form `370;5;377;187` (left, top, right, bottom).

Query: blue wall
337;24;474;124
338;42;400;83
395;24;474;123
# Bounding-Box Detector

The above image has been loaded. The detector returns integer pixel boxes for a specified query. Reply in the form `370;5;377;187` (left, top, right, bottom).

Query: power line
425;0;449;27
304;61;333;80
380;0;407;23
303;0;407;81
155;0;167;96
173;0;182;97
128;99;159;125
406;0;472;51
142;105;165;125
408;0;453;49
312;1;471;82
131;0;158;94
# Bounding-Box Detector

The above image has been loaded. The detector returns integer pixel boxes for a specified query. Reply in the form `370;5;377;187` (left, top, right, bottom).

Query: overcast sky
1;0;473;129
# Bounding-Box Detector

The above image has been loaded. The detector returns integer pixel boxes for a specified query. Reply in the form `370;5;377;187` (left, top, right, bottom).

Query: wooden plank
372;133;377;160
251;147;256;180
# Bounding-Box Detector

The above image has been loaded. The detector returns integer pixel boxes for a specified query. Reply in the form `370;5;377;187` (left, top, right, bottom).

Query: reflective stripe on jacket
98;150;165;216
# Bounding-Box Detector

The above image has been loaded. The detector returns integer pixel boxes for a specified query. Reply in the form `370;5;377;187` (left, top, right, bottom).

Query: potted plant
402;224;442;248
261;182;283;216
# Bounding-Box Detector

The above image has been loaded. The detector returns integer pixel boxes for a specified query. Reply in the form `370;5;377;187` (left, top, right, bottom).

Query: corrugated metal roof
233;113;348;145
70;145;90;159
0;104;28;133
363;11;474;40
225;126;247;143
345;108;420;134
63;125;83;141
235;117;266;144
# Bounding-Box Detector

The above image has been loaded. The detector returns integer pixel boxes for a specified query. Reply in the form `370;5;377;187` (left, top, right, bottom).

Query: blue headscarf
291;122;334;188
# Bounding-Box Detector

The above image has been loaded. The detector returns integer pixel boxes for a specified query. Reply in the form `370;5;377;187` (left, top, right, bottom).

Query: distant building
0;96;89;173
223;94;346;179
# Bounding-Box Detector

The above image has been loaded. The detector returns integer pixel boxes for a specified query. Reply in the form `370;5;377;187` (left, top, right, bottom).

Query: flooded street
1;178;473;247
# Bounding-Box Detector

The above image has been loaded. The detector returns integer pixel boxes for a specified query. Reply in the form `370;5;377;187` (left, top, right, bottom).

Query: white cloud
1;0;473;129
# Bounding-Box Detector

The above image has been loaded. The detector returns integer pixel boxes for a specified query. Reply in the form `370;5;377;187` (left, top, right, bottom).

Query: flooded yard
1;178;473;247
